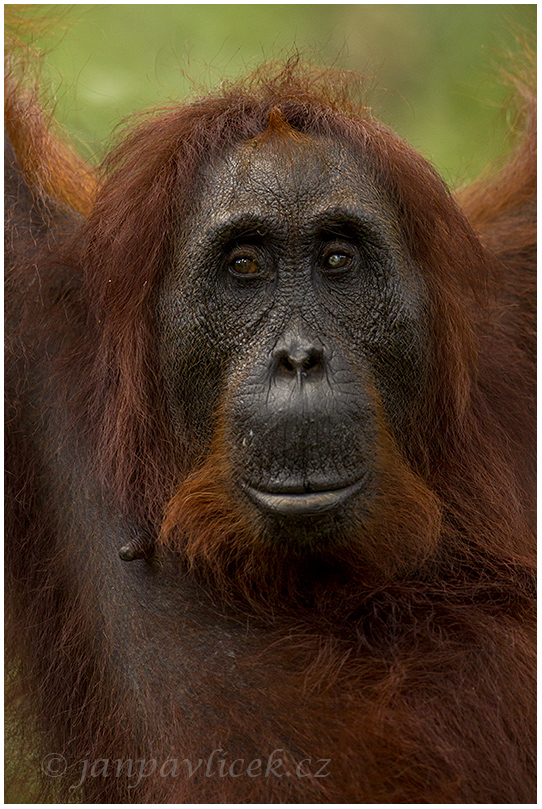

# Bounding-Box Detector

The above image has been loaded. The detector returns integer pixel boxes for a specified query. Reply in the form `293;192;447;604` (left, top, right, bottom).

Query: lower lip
241;480;363;517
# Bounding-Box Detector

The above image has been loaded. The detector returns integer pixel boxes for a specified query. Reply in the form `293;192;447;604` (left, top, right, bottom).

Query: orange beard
159;415;442;609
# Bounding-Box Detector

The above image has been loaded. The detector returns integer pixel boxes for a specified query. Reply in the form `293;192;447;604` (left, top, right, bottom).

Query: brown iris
324;252;351;271
231;257;261;276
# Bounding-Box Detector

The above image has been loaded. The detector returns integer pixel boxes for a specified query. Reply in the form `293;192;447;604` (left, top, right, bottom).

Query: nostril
273;350;296;375
280;354;295;374
272;341;325;380
302;350;320;372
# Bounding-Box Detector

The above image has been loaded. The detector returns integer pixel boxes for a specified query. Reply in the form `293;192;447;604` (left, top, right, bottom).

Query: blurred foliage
8;4;536;185
2;6;537;802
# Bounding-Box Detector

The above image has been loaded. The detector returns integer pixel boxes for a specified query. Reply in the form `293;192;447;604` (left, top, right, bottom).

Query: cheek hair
159;402;442;610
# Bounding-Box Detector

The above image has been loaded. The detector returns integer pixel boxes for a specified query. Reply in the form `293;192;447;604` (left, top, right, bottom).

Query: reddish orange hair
6;40;535;803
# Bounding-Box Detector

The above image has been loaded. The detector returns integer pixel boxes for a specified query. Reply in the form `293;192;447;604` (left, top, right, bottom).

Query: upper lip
240;478;364;517
247;479;353;494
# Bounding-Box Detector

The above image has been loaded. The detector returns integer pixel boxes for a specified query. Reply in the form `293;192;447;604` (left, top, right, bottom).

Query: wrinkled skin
6;72;536;800
159;138;430;540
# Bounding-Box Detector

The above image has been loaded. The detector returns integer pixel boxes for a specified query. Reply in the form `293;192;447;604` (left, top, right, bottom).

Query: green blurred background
2;6;537;802
14;4;535;186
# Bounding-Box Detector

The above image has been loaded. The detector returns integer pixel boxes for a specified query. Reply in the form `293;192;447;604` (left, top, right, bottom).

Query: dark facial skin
158;137;430;534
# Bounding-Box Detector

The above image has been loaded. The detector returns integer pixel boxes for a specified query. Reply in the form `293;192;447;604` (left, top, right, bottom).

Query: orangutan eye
229;256;262;277
323;251;352;272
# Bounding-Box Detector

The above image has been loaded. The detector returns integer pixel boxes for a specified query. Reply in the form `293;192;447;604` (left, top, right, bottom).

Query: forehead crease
199;144;380;222
217;154;326;202
203;153;379;215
